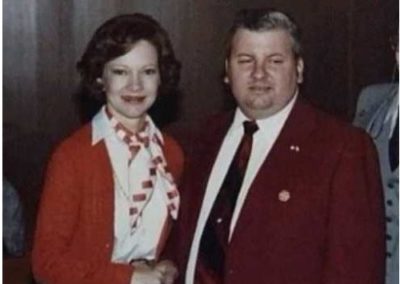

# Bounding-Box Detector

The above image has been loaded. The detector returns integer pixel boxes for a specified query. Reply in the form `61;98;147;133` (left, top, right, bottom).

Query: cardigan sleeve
158;134;185;262
322;130;385;284
163;134;185;185
32;142;134;284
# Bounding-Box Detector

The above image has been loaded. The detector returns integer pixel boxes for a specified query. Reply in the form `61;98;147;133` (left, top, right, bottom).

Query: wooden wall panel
36;0;80;139
4;0;38;133
176;1;237;120
351;0;398;108
4;0;42;247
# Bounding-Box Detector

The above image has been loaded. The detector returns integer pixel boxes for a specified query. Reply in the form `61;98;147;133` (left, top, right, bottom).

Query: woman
32;14;183;284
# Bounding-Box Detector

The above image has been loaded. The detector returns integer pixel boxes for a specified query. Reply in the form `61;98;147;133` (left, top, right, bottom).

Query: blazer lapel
367;97;393;138
184;112;234;236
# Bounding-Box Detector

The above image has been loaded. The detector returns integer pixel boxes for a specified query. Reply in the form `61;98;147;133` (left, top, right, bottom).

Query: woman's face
100;40;160;130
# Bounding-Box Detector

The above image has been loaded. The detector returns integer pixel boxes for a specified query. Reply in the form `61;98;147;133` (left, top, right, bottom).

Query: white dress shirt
92;108;168;263
185;95;297;283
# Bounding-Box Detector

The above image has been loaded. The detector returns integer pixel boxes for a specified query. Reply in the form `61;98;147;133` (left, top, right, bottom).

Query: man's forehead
230;28;294;52
232;28;291;40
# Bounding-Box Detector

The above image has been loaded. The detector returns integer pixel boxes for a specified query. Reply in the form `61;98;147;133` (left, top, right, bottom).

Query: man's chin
246;98;273;110
240;102;275;119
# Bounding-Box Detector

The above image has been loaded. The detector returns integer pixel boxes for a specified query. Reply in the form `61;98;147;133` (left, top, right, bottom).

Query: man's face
225;28;304;119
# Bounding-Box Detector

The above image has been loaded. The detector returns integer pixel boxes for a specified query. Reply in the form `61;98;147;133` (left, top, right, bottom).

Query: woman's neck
106;106;146;133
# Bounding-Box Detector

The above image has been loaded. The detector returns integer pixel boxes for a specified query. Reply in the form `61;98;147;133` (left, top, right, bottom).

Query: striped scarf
106;108;180;230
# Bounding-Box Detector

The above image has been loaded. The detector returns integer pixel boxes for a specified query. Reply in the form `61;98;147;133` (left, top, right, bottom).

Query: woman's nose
126;73;143;92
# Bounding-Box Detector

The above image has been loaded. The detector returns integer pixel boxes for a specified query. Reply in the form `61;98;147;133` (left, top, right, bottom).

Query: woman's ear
96;78;106;91
224;60;230;84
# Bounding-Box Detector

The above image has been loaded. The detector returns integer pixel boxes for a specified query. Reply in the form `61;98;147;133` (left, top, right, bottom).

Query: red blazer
173;99;385;284
32;123;184;284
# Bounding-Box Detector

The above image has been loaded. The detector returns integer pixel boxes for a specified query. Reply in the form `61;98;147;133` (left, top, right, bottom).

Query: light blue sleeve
3;178;25;256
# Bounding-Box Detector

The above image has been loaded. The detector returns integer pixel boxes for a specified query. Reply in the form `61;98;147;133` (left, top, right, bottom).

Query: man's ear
296;57;304;84
223;75;229;84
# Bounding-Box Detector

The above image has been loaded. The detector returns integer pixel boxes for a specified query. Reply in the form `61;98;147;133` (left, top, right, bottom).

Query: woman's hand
154;260;178;284
130;259;178;284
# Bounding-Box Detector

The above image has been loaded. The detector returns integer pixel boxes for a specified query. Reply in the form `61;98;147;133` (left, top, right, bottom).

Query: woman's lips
121;95;146;103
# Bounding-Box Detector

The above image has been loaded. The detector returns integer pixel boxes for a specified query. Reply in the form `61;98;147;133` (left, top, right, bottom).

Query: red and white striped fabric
106;108;180;230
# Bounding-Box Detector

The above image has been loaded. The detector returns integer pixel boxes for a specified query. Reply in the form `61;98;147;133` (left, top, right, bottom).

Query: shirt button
386;252;392;258
387;200;393;206
388;182;395;189
386;216;392;223
386;234;392;241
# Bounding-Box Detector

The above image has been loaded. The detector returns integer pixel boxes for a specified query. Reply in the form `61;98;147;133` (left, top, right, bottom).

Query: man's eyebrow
267;53;285;57
233;53;253;57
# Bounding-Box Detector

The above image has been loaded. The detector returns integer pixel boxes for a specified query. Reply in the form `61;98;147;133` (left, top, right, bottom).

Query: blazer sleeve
32;143;134;284
322;130;385;284
353;85;388;128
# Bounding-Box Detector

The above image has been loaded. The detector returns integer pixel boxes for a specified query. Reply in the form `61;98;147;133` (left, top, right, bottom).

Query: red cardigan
32;123;184;284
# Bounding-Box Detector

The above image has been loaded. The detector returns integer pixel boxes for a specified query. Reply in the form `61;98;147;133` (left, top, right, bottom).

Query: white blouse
91;107;169;263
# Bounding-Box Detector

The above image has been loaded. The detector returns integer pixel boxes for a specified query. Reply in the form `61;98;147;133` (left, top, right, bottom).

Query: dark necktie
195;120;259;284
389;117;398;171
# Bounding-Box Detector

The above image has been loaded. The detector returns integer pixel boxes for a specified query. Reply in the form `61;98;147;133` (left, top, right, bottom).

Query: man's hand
130;259;178;284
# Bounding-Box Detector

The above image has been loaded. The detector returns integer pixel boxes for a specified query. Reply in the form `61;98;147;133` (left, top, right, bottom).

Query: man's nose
250;62;267;80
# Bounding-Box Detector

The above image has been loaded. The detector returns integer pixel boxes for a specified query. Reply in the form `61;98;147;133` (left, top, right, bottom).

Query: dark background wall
3;0;398;250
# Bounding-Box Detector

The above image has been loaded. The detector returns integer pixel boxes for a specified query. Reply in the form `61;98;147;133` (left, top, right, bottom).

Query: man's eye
111;69;127;75
271;59;283;64
237;58;252;64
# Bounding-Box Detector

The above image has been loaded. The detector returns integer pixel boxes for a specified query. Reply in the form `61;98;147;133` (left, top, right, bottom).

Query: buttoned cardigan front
32;123;184;284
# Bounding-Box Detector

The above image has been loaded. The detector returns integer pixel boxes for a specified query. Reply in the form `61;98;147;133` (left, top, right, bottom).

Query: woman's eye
144;68;157;75
111;69;127;75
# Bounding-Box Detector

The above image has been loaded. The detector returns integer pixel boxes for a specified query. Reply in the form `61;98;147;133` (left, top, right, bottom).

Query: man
174;8;385;284
353;34;398;284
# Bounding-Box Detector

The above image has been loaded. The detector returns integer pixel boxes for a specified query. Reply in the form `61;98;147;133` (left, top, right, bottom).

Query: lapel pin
290;145;300;152
278;190;291;202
